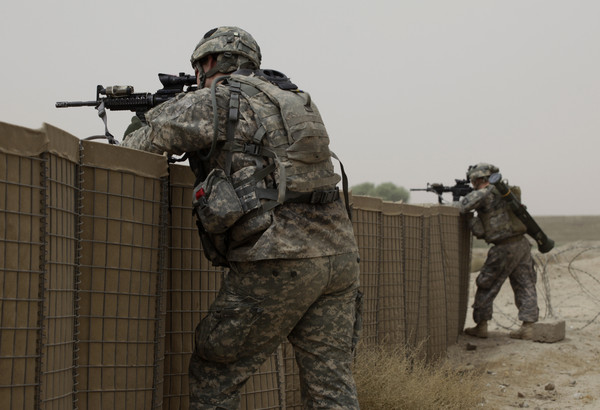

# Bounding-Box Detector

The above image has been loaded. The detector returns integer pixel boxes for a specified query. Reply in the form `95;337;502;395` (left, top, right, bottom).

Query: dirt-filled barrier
0;122;471;409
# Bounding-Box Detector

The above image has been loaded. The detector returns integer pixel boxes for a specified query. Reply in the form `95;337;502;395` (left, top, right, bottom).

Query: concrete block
532;319;566;343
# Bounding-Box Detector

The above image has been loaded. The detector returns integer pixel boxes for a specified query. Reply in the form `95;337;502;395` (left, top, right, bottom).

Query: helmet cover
467;163;499;180
190;26;261;70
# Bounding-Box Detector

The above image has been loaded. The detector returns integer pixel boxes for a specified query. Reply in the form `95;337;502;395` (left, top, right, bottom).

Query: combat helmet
467;163;499;181
191;26;261;86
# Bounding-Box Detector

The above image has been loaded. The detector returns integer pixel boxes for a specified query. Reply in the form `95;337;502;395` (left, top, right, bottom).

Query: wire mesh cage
0;123;471;409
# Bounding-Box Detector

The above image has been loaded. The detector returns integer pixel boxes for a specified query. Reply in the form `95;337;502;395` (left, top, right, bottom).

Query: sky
1;1;598;215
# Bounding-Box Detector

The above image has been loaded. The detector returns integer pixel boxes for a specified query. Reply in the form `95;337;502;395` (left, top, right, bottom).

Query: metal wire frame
349;201;471;363
0;152;45;410
351;206;382;347
161;175;224;410
39;151;81;410
76;147;166;410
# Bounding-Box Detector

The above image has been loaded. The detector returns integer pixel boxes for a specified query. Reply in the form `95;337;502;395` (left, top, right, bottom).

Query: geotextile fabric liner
351;197;471;359
0;123;471;409
77;139;169;410
42;125;80;410
0;122;46;410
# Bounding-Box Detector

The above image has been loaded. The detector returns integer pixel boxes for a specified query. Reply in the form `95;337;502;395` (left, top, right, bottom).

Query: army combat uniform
122;68;362;409
457;185;539;326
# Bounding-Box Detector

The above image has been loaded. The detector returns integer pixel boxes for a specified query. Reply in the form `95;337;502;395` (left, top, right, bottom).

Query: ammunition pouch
193;168;245;234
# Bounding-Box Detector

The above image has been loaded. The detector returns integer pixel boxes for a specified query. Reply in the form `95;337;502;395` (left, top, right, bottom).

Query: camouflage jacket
122;75;358;262
455;185;526;244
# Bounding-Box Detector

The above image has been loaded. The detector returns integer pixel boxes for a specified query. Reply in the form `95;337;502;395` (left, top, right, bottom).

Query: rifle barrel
55;101;97;108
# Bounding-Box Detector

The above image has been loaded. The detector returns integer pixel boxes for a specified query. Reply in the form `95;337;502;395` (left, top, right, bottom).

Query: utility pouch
195;220;229;267
193;168;244;234
469;215;485;239
229;165;273;243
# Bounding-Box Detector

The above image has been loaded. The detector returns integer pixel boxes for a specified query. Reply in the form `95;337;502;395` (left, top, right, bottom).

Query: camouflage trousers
472;236;539;324
189;251;362;410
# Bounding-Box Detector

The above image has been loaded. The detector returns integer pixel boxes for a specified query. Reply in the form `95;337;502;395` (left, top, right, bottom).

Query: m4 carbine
410;179;473;204
56;72;197;144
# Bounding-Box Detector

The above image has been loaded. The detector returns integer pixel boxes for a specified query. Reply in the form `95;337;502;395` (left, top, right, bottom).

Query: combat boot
509;321;534;340
464;321;488;338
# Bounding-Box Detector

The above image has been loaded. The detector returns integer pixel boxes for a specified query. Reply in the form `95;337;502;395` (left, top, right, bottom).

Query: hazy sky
1;1;598;215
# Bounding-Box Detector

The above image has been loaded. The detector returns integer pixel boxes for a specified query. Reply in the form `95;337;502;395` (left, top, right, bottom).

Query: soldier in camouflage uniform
454;163;538;340
121;26;362;409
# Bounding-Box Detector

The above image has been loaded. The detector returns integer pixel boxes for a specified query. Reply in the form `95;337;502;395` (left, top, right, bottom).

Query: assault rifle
56;72;197;144
410;179;473;204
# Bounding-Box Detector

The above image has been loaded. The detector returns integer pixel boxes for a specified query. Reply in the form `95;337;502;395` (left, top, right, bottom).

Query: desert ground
447;240;600;409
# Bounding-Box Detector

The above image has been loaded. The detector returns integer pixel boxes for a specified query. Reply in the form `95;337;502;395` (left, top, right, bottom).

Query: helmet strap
205;65;222;79
202;55;232;86
194;62;208;89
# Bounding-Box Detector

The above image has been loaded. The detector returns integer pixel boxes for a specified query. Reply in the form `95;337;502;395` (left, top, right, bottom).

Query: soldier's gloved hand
123;115;144;138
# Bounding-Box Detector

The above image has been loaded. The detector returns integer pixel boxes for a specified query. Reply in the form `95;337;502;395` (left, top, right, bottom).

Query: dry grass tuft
354;344;484;409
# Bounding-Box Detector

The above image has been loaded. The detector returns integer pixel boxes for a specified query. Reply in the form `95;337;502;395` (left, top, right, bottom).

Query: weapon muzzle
536;234;555;253
55;100;98;108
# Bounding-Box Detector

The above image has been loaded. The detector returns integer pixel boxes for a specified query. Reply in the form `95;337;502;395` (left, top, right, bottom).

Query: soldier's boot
509;321;534;340
464;320;488;338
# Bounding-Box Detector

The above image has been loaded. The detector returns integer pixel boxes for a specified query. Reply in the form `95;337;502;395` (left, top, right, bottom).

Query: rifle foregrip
103;94;155;111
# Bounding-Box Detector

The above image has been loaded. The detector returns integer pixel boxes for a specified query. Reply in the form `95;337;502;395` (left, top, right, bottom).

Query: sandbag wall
0;122;471;410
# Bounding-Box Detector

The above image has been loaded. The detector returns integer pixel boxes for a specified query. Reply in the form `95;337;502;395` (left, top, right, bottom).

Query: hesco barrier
0;122;471;410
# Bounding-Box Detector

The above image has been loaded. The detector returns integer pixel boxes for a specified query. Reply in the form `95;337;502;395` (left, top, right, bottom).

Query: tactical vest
234;70;346;199
190;70;350;265
209;70;349;212
479;186;527;244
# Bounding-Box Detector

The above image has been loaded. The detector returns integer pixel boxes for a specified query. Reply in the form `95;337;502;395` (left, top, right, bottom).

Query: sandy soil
447;241;600;409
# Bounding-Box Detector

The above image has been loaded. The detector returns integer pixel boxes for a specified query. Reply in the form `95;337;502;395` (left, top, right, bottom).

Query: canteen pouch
193;168;244;234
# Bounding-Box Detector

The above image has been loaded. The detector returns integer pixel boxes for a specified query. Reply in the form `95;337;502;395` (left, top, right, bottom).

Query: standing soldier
454;163;538;340
121;26;362;409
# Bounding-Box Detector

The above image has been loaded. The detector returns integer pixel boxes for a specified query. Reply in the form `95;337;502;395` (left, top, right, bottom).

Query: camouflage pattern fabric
471;236;539;324
189;252;362;409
